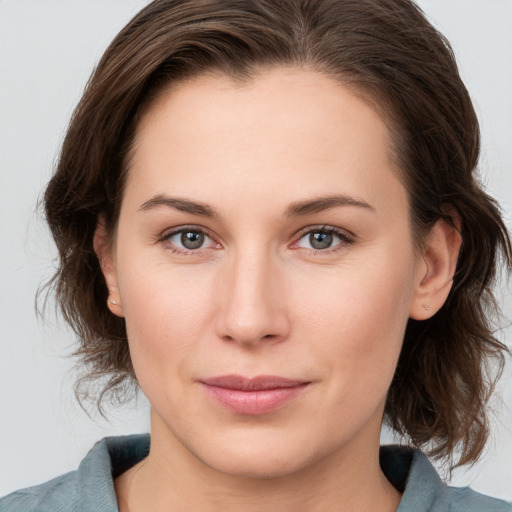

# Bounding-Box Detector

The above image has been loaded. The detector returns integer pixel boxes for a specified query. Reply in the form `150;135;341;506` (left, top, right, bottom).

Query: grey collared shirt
1;435;510;512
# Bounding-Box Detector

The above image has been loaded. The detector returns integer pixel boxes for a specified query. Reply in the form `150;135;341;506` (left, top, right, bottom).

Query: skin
96;67;460;512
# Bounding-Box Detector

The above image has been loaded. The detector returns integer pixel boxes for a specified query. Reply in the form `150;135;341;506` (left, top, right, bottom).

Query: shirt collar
380;445;445;511
76;434;150;511
75;436;474;512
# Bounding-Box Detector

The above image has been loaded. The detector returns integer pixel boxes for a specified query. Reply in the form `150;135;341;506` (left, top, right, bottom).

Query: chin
204;450;308;479
192;430;326;480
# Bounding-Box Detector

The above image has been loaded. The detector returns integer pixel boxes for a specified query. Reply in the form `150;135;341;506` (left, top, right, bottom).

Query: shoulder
0;434;150;512
436;485;512;512
0;471;77;512
380;445;511;512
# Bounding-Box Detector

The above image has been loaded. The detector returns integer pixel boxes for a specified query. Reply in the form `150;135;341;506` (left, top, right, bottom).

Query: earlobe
93;218;125;317
409;215;462;320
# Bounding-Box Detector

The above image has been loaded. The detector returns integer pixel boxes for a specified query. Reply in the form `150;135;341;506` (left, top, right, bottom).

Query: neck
117;415;401;512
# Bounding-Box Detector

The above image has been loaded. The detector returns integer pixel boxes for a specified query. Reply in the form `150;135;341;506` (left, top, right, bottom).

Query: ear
409;215;462;320
93;218;124;317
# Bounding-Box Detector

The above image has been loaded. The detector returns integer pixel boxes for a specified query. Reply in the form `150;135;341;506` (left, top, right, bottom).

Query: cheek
297;255;414;342
291;249;416;390
116;254;217;390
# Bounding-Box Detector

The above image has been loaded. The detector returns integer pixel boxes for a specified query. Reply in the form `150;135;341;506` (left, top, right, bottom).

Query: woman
1;0;511;510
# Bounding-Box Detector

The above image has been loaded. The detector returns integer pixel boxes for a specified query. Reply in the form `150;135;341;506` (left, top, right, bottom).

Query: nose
214;250;290;347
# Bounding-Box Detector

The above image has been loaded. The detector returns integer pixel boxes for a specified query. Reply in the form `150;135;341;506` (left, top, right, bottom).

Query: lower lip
201;383;309;415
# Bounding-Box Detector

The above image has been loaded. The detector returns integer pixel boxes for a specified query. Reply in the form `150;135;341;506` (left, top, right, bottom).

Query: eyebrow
284;195;374;216
138;193;374;218
139;195;217;217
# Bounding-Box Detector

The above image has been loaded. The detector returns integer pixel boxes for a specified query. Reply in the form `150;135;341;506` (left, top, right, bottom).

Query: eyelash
159;225;220;255
158;225;355;256
292;225;355;254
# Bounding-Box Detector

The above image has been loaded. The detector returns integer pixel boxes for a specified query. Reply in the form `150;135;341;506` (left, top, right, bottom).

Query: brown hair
43;0;511;467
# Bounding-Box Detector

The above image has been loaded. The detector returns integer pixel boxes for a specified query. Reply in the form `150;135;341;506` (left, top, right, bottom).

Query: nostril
218;329;286;347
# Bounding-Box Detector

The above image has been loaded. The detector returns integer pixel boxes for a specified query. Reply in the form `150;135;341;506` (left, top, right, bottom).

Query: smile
200;375;311;415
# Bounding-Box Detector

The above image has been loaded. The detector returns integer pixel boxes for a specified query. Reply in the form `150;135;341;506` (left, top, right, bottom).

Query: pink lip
200;375;310;415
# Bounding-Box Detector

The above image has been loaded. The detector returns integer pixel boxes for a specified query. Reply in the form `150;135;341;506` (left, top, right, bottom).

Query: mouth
199;375;311;415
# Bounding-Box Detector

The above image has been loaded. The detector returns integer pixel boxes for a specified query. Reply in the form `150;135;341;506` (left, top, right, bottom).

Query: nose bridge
216;244;288;346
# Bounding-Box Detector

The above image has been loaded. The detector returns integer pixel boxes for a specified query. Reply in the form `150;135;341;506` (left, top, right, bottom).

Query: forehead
124;67;407;222
135;67;390;144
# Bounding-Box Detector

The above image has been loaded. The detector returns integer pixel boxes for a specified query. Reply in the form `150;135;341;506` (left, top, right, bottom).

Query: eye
178;230;206;250
295;227;354;252
160;227;219;254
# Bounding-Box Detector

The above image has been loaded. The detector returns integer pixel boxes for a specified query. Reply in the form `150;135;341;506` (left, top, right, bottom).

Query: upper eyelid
160;225;214;239
157;224;355;248
293;225;355;241
290;226;356;254
159;226;220;255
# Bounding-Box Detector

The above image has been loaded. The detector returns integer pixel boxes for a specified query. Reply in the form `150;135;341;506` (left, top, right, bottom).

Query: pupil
181;231;204;249
310;232;332;250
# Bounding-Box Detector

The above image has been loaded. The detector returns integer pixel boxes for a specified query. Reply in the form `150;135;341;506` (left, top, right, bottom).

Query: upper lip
200;375;309;391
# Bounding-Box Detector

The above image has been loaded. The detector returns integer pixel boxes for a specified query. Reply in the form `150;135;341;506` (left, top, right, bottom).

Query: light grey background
1;0;511;500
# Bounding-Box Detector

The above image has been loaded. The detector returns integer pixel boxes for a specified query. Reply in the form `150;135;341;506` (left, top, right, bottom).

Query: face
103;67;428;478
